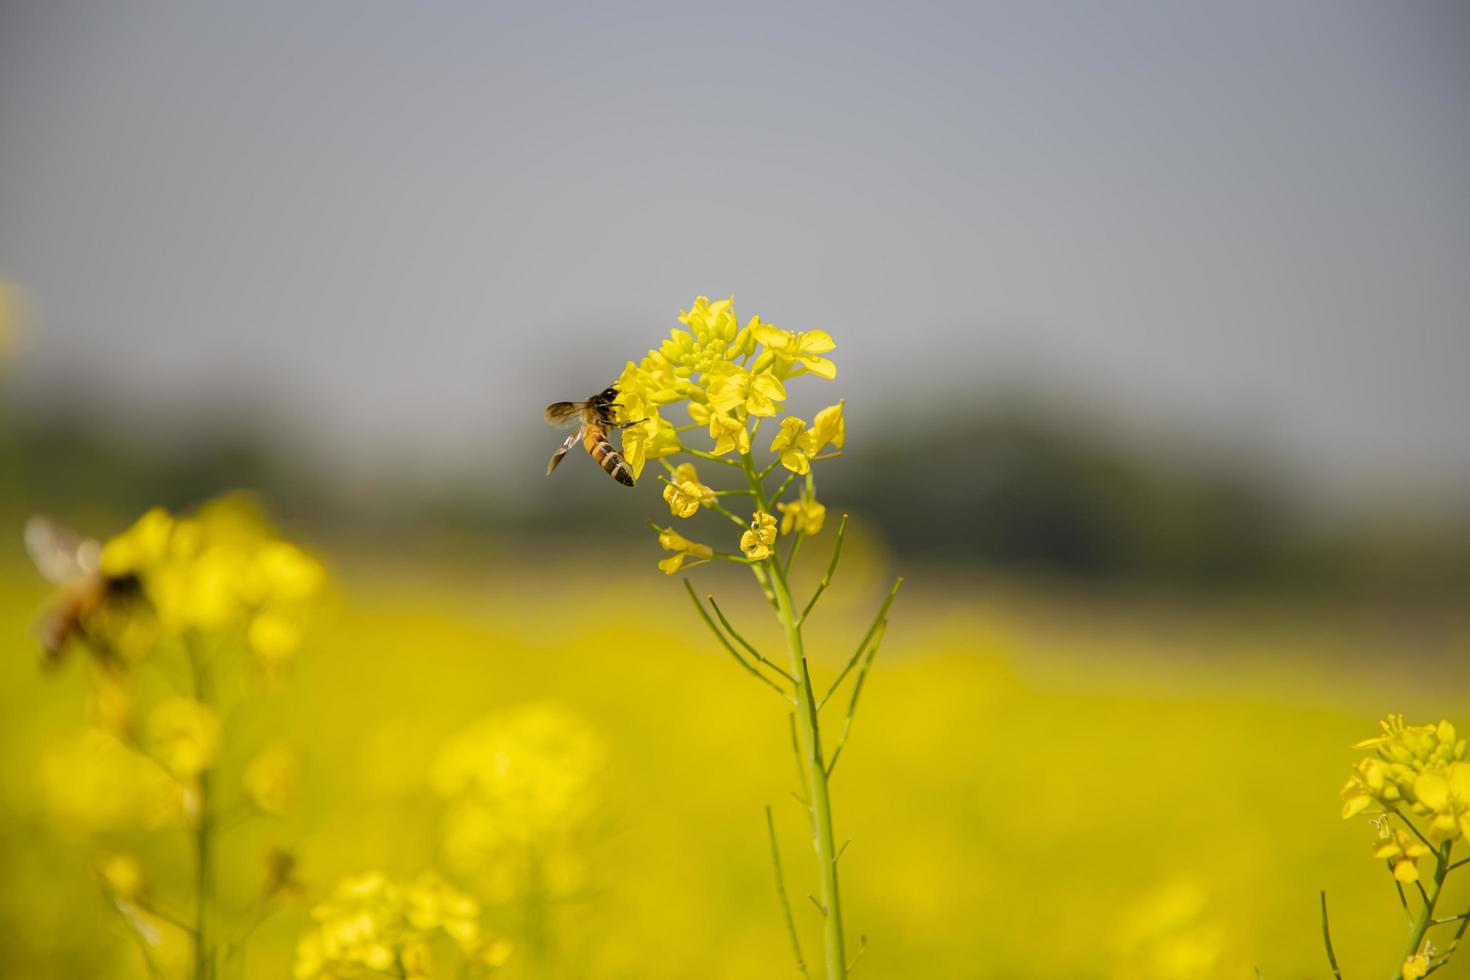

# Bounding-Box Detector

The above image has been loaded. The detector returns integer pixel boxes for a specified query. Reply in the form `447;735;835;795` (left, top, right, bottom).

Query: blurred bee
544;385;641;487
23;515;141;667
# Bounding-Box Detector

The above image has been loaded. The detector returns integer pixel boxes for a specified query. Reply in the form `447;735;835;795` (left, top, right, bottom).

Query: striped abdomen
583;423;635;486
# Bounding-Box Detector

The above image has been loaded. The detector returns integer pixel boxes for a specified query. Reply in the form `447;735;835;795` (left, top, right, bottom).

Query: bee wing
547;428;583;476
544;401;586;429
24;515;102;583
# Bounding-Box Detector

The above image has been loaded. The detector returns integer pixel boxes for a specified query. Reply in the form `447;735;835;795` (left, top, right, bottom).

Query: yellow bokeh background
3;526;1466;978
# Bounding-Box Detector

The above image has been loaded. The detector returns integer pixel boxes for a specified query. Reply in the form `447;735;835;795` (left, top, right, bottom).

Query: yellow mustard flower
778;497;827;537
100;507;177;578
1341;716;1466;820
1413;762;1470;843
656;528;714;574
704;362;787;417
621;416;681;481
660;296;754;376
295;871;489;980
803;400;846;455
740;512;778;561
1372;826;1431;883
1403;943;1433;980
753;320;837;379
97;853;145;902
687;403;751;456
148;697;221;780
770;417;812;474
663;463;715;518
244;742;302;816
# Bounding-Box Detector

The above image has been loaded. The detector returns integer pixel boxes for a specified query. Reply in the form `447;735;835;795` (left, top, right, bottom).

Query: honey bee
23;515;141;667
544;385;641;487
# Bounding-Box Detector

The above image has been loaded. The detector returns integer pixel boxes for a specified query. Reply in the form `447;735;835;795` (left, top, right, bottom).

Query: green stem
738;448;847;978
1401;843;1453;978
769;556;846;979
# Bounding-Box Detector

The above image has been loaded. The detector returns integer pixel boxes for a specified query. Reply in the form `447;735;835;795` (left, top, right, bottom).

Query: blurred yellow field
5;533;1466;979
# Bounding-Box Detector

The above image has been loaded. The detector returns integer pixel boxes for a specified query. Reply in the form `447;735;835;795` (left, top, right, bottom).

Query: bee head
600;386;619;402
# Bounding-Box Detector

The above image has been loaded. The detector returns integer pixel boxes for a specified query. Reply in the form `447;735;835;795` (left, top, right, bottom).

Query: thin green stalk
1425;905;1470;977
684;582;792;701
766;806;810;978
683;447;743;467
1320;891;1343;980
798;515;850;626
818;578;901;711
707;594;795;683
768;556;847;979
1401;842;1453;979
824;620;887;779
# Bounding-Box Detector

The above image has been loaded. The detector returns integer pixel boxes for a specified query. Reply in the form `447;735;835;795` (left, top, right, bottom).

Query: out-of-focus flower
294;871;498;980
777;497;827;537
433;705;605;902
662;463;715;518
655;528;714;574
1403;942;1434;980
1371;826;1430;883
740;512;778;561
147;697;221;780
1342;716;1467;827
98;496;326;666
1413;762;1470;843
770;418;812;474
752;321;837;379
87;673;136;739
97;853;145;902
244;742;302;816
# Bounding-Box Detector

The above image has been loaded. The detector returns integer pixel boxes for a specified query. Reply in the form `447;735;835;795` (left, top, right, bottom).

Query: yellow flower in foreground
621;417;681;481
656;528;714;574
770;417;811;474
803;401;846;454
740;512;778;561
148;697;221;780
244;742;302;815
688;403;751;456
1413;762;1470;843
704;363;787;417
753;321;837;379
777;498;827;537
1341;716;1467;820
660;296;753;376
663;463;715;518
1372;826;1430;883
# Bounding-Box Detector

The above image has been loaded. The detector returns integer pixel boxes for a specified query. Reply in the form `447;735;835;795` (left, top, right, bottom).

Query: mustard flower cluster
1333;715;1470;980
102;496;326;668
1342;715;1470;844
294;872;510;979
30;495;325;978
611;295;845;574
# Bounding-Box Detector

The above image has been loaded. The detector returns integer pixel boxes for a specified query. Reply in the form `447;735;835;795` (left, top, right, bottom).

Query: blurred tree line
2;395;1466;603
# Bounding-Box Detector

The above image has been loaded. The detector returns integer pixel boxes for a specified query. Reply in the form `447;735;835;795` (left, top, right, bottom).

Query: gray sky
2;1;1467;498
